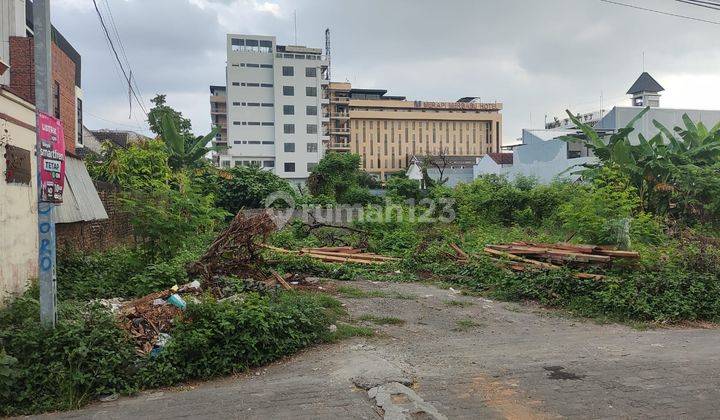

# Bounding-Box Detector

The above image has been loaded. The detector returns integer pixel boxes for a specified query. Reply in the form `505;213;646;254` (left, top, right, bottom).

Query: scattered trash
98;393;119;403
167;294;186;310
96;298;124;314
116;282;204;355
328;324;338;332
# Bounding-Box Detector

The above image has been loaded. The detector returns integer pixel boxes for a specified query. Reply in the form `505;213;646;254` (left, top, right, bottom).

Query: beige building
323;82;503;179
0;86;38;303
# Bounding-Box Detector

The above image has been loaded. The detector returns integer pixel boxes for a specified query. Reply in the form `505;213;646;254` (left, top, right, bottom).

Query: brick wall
8;36;77;154
56;181;135;253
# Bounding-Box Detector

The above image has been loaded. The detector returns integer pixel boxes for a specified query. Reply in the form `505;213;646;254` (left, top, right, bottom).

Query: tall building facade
213;34;329;183
323;82;503;179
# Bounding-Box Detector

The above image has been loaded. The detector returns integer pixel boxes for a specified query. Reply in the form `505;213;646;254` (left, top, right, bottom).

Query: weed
326;323;375;342
337;286;414;300
454;318;481;331
444;300;473;307
357;314;406;325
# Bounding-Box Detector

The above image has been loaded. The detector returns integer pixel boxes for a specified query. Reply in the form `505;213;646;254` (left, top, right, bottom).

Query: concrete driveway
36;280;720;419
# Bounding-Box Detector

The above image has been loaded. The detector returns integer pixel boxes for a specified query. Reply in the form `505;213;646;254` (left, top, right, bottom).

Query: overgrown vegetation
0;291;341;416
6;99;720;416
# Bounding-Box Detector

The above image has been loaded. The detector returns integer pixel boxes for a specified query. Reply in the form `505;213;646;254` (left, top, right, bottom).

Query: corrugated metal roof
53;157;108;223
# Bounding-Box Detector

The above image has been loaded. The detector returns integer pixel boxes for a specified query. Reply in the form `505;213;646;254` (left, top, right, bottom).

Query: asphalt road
35;280;720;419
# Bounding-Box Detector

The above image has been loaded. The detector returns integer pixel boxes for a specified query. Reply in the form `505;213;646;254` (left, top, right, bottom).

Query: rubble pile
116;281;202;355
187;212;277;291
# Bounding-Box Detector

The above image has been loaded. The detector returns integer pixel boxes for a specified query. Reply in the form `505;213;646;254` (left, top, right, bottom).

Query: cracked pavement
33;280;720;419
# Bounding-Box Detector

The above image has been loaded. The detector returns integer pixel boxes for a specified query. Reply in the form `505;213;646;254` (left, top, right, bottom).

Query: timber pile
261;244;399;265
481;242;640;280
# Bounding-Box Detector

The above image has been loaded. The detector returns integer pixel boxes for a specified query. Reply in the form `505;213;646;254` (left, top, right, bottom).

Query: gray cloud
52;0;720;142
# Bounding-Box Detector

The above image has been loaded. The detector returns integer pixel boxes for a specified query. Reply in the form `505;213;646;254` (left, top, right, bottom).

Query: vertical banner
37;112;65;203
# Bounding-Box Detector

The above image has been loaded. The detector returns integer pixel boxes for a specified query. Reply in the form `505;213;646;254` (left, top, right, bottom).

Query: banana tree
160;114;223;170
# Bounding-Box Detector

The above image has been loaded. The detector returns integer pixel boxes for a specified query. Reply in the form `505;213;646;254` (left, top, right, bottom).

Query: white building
474;72;720;184
217;34;329;184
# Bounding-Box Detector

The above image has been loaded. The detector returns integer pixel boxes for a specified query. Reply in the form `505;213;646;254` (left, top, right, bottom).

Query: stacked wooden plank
480;242;640;281
261;244;399;265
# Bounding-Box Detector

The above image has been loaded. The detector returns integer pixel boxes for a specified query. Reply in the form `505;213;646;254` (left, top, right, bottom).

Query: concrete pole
34;0;57;328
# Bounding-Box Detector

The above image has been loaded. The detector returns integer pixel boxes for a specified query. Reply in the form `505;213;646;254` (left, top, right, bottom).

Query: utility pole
34;0;57;328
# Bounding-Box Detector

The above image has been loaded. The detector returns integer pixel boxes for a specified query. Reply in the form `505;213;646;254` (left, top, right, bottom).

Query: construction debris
187;212;277;293
479;242;640;280
261;244;400;265
117;281;204;355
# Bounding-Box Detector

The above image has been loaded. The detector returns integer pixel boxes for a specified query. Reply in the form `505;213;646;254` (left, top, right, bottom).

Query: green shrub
1;289;343;416
121;186;228;259
138;292;335;387
451;260;720;323
0;298;138;416
216;165;296;214
58;234;213;300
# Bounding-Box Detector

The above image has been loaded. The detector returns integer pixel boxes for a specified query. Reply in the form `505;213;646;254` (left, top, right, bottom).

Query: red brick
9;36;78;154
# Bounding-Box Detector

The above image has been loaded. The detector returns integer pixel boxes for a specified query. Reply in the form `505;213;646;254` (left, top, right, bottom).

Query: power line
85;111;147;131
91;0;149;116
102;0;147;109
597;0;720;25
676;0;720;11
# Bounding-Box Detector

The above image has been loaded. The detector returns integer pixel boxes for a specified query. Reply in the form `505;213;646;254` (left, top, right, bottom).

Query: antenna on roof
642;52;645;72
294;10;297;44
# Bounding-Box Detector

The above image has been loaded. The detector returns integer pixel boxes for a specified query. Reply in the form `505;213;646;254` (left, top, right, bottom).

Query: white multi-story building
214;34;329;184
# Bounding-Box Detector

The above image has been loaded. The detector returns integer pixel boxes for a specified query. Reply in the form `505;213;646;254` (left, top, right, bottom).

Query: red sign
37;112;66;203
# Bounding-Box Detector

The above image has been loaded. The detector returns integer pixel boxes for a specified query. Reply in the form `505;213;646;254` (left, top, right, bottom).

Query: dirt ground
34;280;720;419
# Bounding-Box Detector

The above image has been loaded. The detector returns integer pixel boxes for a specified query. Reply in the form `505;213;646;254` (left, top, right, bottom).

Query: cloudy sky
52;0;720;143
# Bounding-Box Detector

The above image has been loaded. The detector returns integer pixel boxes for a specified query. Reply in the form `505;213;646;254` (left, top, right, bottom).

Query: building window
282;66;294;76
52;81;60;118
260;64;273;69
307;162;317;172
307;143;318;153
221;160;231;168
231;38;243;51
283;105;295;115
284;143;295;152
283;124;295;134
261;122;274;126
261;103;273;107
306;105;317;115
232;82;240;86
305;86;317;97
260;83;273;88
306;124;317;134
305;67;317;77
283;86;294;96
246;63;260;68
284;162;295;172
263;160;275;168
76;98;83;145
232;102;241;106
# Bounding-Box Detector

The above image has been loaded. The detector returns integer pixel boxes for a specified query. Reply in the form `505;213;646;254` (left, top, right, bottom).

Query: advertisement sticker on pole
37;112;66;203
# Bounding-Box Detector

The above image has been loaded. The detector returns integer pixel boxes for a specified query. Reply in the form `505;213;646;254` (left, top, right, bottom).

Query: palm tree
160;114;222;170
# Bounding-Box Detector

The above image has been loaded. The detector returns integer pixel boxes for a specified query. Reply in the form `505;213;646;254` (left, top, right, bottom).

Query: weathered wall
56;181;134;253
0;88;38;303
8;35;77;154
